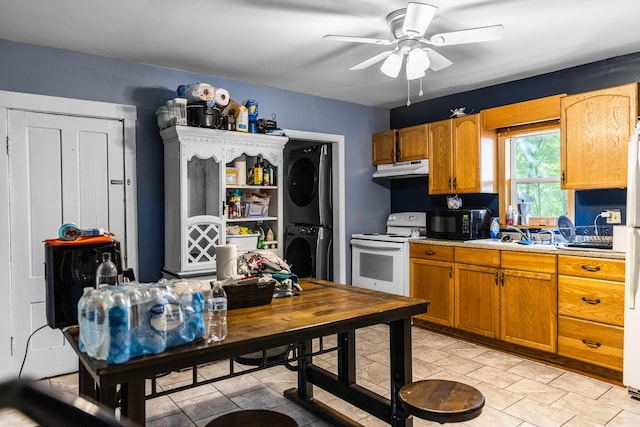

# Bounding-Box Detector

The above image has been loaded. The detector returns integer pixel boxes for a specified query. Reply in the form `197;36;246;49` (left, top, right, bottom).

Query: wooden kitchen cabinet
372;129;396;165
560;82;638;189
557;255;625;371
454;248;557;352
372;124;428;165
454;247;500;338
501;251;558;353
410;244;455;326
428;113;497;194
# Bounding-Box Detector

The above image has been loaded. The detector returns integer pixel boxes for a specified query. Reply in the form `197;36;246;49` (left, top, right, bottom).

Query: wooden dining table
63;279;429;427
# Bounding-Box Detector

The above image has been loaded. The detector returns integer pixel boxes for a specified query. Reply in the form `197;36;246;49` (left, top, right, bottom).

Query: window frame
497;121;574;226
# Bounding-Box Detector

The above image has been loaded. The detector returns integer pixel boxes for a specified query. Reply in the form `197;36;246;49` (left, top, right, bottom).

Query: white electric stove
350;212;426;296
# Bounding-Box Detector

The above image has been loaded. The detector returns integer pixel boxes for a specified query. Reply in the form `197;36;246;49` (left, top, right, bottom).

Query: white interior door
7;110;125;380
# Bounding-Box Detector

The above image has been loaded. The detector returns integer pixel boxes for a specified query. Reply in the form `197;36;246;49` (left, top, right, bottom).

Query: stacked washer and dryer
284;143;333;280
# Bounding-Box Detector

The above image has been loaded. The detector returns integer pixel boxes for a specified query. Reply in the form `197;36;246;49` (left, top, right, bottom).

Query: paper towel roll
214;88;230;106
216;245;237;280
234;154;246;185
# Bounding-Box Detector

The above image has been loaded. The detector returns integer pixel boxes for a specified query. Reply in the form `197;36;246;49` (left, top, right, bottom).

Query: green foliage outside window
512;131;566;218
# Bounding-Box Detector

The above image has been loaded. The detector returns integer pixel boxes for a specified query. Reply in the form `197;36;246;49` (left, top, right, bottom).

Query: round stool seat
233;344;292;366
399;380;484;423
206;409;298;427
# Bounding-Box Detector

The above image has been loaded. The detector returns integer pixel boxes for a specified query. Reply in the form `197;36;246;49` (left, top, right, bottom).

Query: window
500;122;569;226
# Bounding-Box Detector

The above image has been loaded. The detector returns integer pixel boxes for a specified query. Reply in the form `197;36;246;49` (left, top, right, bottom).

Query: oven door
350;238;408;296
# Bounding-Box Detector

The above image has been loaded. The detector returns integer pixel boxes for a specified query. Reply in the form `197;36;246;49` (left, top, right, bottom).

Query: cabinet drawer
454;247;500;267
557;255;625;282
558;316;623;371
410;243;454;262
558;276;624;326
501;251;556;274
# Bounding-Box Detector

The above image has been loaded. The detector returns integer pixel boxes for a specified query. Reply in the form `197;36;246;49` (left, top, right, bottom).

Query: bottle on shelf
96;252;118;288
208;282;228;343
253;155;264;186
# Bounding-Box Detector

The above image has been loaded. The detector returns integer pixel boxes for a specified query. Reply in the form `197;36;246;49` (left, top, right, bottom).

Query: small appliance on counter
426;208;492;240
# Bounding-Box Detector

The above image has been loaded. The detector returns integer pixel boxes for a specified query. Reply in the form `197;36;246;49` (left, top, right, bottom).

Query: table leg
389;318;413;427
295;339;314;400
78;362;96;402
337;331;356;385
119;380;146;426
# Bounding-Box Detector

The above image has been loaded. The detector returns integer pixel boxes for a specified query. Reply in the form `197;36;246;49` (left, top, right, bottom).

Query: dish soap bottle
490;217;500;240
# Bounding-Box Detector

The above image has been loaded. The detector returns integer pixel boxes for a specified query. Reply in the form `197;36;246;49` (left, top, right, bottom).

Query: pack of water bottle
77;280;207;364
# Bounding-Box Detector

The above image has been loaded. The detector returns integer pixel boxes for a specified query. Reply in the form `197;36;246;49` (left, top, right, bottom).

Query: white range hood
372;159;429;179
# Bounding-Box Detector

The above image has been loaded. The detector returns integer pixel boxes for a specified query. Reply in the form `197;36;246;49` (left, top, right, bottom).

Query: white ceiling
1;0;639;109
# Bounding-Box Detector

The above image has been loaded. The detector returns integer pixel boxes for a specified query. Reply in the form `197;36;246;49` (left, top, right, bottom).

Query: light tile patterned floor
2;325;640;426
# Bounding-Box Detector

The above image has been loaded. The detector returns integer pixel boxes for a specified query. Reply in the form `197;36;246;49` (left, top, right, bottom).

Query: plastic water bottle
146;287;167;354
77;287;94;352
490;217;500;240
107;292;130;364
208;282;227;343
93;289;113;360
96;252;118;288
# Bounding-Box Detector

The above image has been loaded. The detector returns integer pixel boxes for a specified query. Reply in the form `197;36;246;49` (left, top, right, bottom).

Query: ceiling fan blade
323;34;395;45
424;49;453;71
402;2;437;37
349;50;394;70
426;24;504;46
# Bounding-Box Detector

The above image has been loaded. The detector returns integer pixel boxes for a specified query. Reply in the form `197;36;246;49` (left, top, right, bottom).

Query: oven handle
350;241;405;251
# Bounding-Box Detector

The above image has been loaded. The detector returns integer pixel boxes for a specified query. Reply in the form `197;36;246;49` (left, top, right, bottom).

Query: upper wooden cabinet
372;124;428;165
560;83;638;189
372;129;396;165
429;113;497;194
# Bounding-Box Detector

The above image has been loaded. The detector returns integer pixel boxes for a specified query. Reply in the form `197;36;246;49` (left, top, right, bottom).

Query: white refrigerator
624;119;640;397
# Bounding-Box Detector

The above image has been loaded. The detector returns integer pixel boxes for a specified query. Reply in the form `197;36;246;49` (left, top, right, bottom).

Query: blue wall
0;39;390;282
389;52;640;221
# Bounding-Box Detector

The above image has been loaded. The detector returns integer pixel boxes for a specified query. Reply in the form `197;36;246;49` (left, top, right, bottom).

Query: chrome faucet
506;225;532;242
536;229;555;246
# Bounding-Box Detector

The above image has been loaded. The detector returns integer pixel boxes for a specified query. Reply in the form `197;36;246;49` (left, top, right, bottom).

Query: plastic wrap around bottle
78;281;205;364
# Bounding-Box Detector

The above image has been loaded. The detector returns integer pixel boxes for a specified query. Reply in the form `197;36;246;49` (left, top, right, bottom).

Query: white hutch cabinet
160;126;287;277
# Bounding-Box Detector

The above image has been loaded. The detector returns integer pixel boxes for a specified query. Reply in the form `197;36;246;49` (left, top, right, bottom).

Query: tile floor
3;324;640;426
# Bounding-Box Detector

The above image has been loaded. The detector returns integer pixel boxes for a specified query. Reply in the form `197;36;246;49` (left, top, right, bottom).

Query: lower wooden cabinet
501;251;557;353
454;247;500;338
557;255;625;370
410;244;454;326
410;243;625;372
558;316;623;371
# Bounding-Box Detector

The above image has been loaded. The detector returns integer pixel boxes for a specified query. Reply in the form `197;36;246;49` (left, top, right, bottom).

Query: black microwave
426;208;493;240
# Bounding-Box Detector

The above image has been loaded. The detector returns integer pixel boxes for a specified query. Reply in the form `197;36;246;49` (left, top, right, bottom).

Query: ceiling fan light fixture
406;48;430;80
402;2;437;37
380;51;403;78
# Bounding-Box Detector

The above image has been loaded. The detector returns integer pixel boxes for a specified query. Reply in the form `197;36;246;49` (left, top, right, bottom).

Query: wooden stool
399;380;485;423
206;409;298;427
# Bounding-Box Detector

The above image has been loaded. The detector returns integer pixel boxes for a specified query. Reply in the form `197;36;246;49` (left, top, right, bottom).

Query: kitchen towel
176;83;216;102
233;155;247;185
216;244;237;280
214;88;230;106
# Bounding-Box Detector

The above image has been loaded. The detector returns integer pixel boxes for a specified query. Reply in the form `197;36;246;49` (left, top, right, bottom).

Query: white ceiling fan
324;2;504;102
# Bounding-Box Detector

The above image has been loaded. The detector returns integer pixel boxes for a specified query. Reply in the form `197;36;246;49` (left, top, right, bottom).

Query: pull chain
406;80;411;106
419;78;424;97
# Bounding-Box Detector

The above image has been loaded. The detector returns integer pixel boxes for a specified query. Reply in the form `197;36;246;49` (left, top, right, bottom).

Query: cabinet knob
581;265;601;273
453;177;457;190
424;250;436;256
581;296;601;305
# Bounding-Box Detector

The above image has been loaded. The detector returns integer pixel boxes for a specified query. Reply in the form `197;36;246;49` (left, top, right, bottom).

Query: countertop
410;238;626;260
